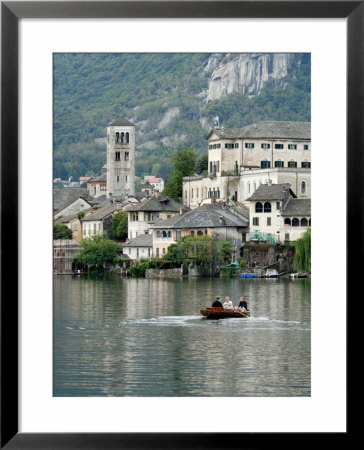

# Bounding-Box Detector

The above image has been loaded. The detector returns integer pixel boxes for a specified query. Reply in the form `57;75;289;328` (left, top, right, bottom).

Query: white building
123;233;153;260
246;183;311;243
183;119;311;209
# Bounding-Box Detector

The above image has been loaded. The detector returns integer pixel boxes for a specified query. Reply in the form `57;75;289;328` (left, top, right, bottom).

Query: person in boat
223;296;233;310
235;297;248;312
211;296;223;307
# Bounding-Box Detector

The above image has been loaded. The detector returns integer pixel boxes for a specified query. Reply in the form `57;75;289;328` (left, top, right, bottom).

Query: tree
196;154;208;175
220;241;233;263
77;210;85;220
76;233;123;269
162;147;197;201
164;235;221;266
111;210;128;239
54;222;73;239
294;227;311;273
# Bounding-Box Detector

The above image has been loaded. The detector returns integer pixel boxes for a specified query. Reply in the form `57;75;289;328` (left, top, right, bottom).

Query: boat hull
240;273;257;278
200;307;250;319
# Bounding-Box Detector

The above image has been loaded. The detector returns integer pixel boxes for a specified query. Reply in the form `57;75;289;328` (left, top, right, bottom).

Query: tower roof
107;117;135;127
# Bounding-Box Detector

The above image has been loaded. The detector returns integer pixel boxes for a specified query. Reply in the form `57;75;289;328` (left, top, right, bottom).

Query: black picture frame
1;1;356;448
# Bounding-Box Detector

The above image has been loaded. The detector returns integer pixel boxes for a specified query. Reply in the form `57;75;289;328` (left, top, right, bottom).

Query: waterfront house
53;239;83;274
149;201;249;260
123;233;153;260
246;182;311;243
127;190;189;240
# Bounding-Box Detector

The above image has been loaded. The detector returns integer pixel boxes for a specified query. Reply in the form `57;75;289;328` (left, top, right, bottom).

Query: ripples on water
54;277;311;397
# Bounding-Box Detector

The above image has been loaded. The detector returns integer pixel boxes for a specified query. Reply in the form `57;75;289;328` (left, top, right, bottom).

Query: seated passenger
223;297;233;310
212;296;223;307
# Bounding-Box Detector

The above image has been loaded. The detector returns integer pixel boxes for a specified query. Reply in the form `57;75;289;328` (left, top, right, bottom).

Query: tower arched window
115;132;119;143
292;218;299;227
301;218;308;227
126;132;129;143
284;218;291;226
264;202;271;213
255;202;263;213
248;182;251;194
120;132;124;143
301;181;307;193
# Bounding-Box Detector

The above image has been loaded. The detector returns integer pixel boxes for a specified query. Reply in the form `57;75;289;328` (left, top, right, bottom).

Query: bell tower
106;117;136;198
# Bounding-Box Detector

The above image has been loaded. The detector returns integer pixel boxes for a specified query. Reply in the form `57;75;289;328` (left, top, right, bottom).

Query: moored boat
200;307;250;319
289;272;308;279
264;269;279;278
240;272;257;279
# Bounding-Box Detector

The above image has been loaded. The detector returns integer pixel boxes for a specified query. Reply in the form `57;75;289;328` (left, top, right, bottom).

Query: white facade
106;118;136;198
183;121;311;209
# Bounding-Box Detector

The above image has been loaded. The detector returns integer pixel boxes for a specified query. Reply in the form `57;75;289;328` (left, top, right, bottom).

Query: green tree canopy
164;235;222;266
196;154;208;175
111;210;128;239
162;147;197;201
53;222;73;239
76;233;123;268
294;227;311;273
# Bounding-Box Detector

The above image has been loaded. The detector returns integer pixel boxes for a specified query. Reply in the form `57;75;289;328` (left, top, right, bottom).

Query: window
267;217;271;226
248;182;251;194
126;132;129;143
301;181;307;193
261;143;270;149
132;212;138;221
73;223;78;231
253;217;259;226
276;202;281;210
245;143;254;148
156;248;159;257
288;144;297;149
284;218;291;225
125;176;128;183
185;190;187;199
191;189;193;199
115;132;119;143
301;161;311;168
115;152;121;161
255;202;263;213
125;152;129;160
235;143;239;148
196;188;199;198
210;162;213;172
157;231;161;238
253;182;256;192
120;132;124;143
116;175;119;182
292;218;300;227
275;144;284;149
261;160;271;169
162;248;166;255
304;144;309;150
217;187;220;199
301;218;308;227
264;202;271;213
288;160;297;168
225;143;234;149
275;160;284;168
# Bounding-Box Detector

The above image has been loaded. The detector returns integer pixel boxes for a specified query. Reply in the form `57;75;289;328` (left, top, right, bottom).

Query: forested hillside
53;53;310;182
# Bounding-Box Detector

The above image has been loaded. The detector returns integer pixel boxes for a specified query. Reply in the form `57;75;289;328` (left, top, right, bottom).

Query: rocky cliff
204;53;296;101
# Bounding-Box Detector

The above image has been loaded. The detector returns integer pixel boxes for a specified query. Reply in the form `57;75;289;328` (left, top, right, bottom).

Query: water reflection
54;276;310;397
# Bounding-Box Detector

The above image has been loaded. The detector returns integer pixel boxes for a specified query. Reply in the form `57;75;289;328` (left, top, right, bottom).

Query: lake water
53;276;311;397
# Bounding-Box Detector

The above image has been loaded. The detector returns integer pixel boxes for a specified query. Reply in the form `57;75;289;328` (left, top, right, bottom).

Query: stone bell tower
106;117;135;198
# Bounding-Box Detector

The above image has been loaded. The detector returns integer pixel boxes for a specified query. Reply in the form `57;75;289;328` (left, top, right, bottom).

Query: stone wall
145;267;183;278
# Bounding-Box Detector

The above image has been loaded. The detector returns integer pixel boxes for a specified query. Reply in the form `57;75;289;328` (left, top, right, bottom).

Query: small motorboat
264;269;279;278
240;272;257;279
289;272;308;279
200;307;250;319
